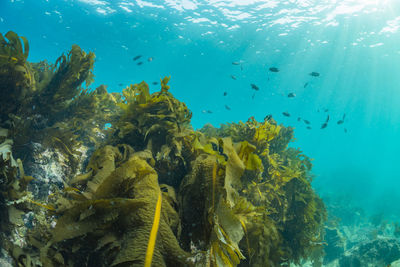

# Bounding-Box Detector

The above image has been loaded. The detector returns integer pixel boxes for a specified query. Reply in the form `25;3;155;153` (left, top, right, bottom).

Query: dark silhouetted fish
304;82;308;88
264;114;272;121
133;55;142;61
225;105;231;110
232;62;240;65
288;92;296;98
324;109;329;112
252;93;255;99
152;81;158;85
137;62;143;66
118;83;123;86
223;91;227;96
202;110;213;114
297;117;301;122
303;119;311;125
306;126;312;130
337;114;346;124
251;84;259;91
325;115;330;123
282;112;290;117
309;72;320;77
231;75;237;80
321;115;329;129
269;67;279;72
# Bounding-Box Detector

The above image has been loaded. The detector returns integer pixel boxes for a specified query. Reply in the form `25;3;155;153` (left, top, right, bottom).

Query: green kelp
36;146;192;267
0;31;326;267
110;79;194;187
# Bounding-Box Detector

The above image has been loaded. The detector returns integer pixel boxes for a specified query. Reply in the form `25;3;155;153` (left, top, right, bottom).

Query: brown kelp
0;31;326;267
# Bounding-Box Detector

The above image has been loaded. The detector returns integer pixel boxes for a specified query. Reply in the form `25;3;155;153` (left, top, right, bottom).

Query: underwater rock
323;226;345;264
338;237;400;267
0;248;13;267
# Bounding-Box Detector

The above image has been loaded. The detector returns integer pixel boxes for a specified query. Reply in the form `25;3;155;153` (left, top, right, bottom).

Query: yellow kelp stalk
144;189;162;267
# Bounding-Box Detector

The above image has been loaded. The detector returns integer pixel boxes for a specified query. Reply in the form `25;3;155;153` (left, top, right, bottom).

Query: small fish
225;105;231;110
251;84;259;91
137;62;143;66
207;110;213;114
252;93;256;99
337;113;346;124
303;119;311;125
282;112;290;117
231;75;237;80
201;110;213;114
344;128;347;133
306;126;312;130
325;115;330;123
304;82;308;88
118;83;123;86
133;55;142;61
264;114;272;121
240;64;243;71
152;81;158;85
324;109;329;112
287;92;296;98
223;91;227;96
309;71;320;77
232;61;240;65
297;117;301;122
321;122;328;129
269;67;279;72
148;57;153;62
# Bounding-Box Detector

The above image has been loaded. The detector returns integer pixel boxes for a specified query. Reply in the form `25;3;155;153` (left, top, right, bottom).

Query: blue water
1;0;400;219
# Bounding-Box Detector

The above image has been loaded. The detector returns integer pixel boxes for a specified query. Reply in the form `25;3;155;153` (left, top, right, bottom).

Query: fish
148;57;153;62
303;119;311;125
133;55;142;61
240;64;243;71
306;126;312;130
202;110;213;114
118;83;123;86
225;105;231;110
223;91;227;96
297;117;301;122
304;82;308;88
264;114;272;121
152;81;158;85
337;114;346;124
251;84;259;91
232;61;240;65
207;110;213;114
309;71;320;77
231;75;237;80
137;62;143;66
320;115;329;129
344;128;347;133
324;109;329;112
282;112;290;117
287;92;296;98
252;93;256;99
269;67;279;72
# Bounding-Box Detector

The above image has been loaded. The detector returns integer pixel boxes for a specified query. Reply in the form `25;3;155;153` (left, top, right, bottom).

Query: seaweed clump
0;31;326;267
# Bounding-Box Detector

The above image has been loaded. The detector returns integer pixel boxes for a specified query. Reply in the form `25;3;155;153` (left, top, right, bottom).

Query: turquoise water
1;0;399;220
